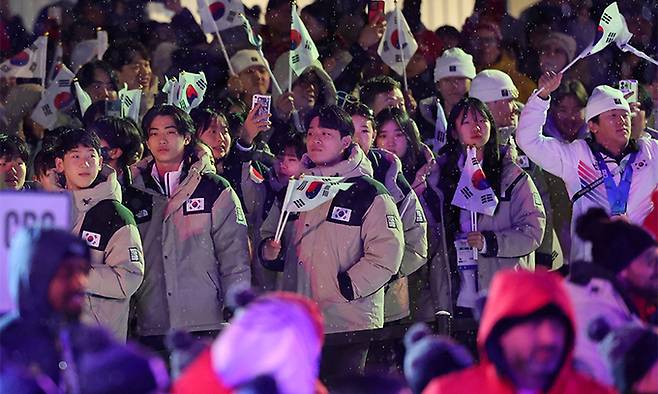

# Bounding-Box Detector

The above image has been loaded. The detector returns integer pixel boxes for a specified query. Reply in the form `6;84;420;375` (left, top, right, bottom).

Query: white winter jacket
516;94;658;262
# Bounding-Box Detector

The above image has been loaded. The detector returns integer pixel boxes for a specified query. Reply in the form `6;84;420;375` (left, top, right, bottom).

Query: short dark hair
33;148;57;177
345;102;374;122
142;105;196;139
552;80;588;108
359;76;401;109
53;129;102;159
74;60;119;91
278;133;306;158
305;105;355;137
142;105;197;161
88;117;143;168
103;40;150;71
0;134;29;163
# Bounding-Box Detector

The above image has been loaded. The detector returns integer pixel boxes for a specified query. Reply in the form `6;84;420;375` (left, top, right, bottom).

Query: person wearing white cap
471;69;564;270
418;48;476;149
228;49;271;107
517;71;658;263
470;69;520;135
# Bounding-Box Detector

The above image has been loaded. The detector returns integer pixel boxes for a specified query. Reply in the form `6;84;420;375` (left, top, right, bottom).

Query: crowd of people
0;0;657;393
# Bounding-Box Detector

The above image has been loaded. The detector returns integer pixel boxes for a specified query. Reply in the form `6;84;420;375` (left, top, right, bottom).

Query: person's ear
588;120;598;134
341;135;352;149
55;157;65;173
98;154;103;169
184;134;191;145
109;147;123;160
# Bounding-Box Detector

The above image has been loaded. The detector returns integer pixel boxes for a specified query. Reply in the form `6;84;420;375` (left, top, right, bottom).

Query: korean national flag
289;3;320;76
0;36;47;80
451;146;499;216
282;176;352;213
377;7;418;77
31;64;75;129
197;0;244;33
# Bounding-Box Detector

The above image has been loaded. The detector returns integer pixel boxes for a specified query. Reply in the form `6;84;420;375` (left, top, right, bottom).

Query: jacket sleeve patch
386;215;398;229
415;209;426;223
129;247;141;262
331;207;353;222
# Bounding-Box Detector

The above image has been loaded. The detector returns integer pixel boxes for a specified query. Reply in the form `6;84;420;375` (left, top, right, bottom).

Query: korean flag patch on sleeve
82;231;101;248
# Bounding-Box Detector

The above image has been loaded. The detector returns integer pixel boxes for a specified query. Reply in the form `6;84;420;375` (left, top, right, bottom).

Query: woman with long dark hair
426;97;545;330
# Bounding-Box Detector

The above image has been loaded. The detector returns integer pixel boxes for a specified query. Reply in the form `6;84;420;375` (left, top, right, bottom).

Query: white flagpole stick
471;210;478;261
274;177;296;242
274;211;291;243
394;2;409;92
202;0;236;76
288;2;295;93
257;48;283;94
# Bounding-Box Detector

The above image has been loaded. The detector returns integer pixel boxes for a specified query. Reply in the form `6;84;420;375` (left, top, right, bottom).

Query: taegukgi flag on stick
289;3;319;76
119;84;142;122
31;64;75;129
0;36;48;80
163;71;208;113
274;175;353;242
377;6;417;77
451;146;499;216
197;0;244;33
282;176;353;213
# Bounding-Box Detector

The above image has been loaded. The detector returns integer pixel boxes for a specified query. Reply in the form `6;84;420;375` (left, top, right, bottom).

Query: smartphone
105;99;121;118
368;0;385;24
251;94;271;117
619;79;638;103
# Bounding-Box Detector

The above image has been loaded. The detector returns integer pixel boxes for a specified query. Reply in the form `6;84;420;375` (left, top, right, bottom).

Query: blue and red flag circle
305;181;323;199
209;1;226;21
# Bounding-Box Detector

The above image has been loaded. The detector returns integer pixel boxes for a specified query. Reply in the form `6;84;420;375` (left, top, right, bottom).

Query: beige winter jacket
71;166;144;341
366;149;428;322
425;155;546;314
260;145;404;333
124;155;251;336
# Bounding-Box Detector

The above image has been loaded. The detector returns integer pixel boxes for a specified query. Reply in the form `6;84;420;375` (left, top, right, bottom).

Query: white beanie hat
434;48;476;82
469;70;518;103
230;49;268;75
585;85;630;122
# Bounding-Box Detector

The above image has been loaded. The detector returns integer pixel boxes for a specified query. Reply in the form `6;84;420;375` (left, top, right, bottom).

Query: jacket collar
302;144;373;179
587;136;639;163
72;165;121;213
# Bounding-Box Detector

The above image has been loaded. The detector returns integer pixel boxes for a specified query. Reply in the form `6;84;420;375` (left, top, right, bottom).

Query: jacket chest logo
82;231;101;248
186;198;205;212
331;206;352;222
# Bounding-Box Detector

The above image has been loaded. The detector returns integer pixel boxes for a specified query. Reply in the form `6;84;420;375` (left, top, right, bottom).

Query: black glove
337;271;355;301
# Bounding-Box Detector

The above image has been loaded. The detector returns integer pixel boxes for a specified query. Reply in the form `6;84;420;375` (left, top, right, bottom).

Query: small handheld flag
451;146;499;216
31;64;75;129
377;4;417;89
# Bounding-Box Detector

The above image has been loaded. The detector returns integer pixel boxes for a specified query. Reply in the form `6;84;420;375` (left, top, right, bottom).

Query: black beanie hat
597;322;658;393
576;208;657;274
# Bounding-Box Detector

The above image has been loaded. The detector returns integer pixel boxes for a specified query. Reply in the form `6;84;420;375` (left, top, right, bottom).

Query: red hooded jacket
423;269;617;394
643;190;658;239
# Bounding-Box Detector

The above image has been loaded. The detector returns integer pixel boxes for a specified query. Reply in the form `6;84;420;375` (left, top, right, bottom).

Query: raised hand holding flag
377;3;417;90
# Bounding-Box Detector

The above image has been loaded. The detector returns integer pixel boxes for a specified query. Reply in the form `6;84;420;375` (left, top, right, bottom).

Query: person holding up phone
516;72;658;263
